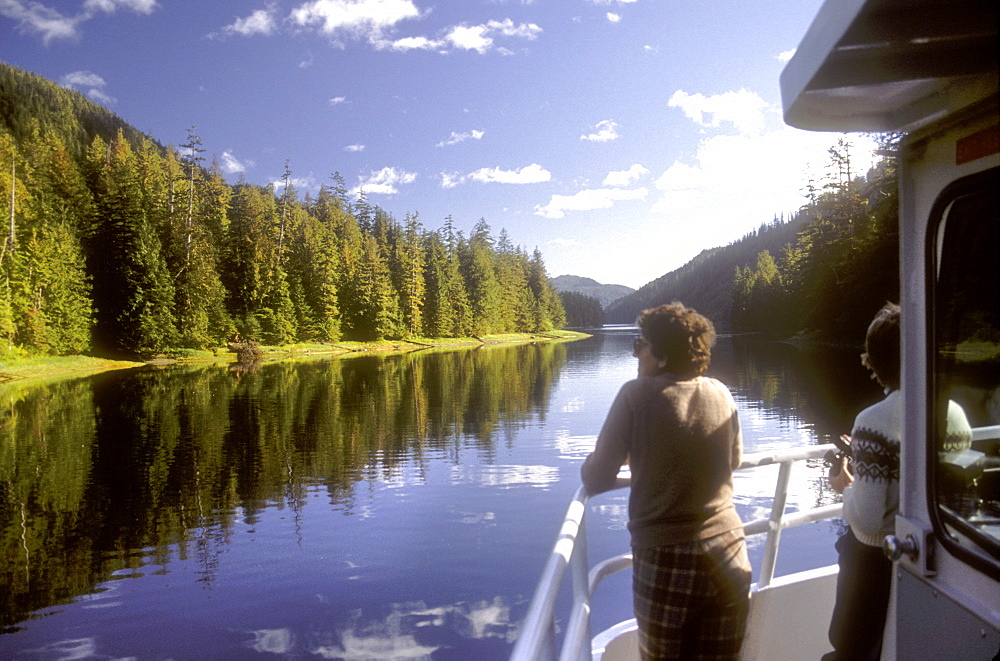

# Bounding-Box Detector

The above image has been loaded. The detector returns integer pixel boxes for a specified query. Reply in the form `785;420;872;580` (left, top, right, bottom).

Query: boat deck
511;444;844;661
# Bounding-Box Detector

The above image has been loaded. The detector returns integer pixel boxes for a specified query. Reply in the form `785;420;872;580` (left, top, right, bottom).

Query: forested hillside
604;215;806;329
606;137;900;344
551;275;633;309
0;63;565;358
558;291;604;328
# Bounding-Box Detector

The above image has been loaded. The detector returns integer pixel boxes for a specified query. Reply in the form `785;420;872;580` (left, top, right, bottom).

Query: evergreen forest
558;290;605;328
606;136;901;345
0;63;565;359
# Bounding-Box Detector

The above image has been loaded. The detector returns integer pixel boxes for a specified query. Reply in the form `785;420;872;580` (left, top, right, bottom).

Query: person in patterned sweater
823;302;970;660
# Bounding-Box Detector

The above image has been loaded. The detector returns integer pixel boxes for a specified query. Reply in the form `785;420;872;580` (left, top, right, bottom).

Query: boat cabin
512;0;998;659
781;0;999;657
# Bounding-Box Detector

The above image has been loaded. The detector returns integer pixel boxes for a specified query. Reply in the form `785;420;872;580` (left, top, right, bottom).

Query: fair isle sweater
843;390;902;547
844;391;973;547
581;374;743;550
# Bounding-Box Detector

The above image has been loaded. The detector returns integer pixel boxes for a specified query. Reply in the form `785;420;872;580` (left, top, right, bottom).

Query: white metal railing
510;444;842;661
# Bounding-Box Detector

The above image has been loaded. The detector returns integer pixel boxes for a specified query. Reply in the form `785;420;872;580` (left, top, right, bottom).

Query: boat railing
510;443;842;661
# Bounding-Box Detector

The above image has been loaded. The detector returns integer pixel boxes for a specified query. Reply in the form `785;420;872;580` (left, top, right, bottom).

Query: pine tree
398;212;426;337
179;127;205;264
224;183;294;342
527;247;565;331
287;204;340;341
19;223;92;353
461;219;502;334
421;230;451;337
89;131;175;354
355;234;401;340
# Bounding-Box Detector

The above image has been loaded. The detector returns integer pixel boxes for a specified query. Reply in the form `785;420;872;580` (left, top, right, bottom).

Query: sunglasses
632;335;649;357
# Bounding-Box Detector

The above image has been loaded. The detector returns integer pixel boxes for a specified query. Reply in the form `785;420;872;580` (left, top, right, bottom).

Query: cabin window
931;167;1000;570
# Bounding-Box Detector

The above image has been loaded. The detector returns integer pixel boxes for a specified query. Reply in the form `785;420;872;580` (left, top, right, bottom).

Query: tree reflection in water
0;333;882;659
0;341;567;633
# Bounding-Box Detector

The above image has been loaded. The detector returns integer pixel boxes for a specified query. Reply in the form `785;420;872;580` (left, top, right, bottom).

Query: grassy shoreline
0;330;590;385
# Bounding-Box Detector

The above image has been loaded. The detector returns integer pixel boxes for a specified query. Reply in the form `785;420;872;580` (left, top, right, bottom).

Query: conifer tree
527;247;565;331
495;231;532;332
461;219;502;334
398;212;426;336
355;234;401;340
179;127;205;264
89;131;175;354
421;230;451;338
224;183;295;342
287;203;340;341
18;223;92;353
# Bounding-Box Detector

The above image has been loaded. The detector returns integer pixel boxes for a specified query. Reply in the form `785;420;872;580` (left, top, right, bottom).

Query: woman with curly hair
582;302;750;660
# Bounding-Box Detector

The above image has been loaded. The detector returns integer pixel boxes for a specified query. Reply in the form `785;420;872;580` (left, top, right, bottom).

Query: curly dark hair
861;302;901;390
636;302;716;378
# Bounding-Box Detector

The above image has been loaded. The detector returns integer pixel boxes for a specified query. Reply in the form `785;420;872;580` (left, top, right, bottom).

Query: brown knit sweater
581;374;743;550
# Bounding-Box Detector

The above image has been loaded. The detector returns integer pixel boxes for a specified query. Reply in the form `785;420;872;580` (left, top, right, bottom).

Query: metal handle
883;534;920;562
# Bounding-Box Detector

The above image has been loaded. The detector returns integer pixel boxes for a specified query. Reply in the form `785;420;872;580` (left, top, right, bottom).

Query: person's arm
729;403;743;472
581;384;632;494
830;456;853;493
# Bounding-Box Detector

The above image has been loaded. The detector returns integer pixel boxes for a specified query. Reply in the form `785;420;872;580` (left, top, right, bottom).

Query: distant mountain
551;275;634;309
604;214;808;330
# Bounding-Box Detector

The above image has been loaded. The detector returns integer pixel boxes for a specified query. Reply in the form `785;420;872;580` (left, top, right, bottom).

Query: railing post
571;512;590;661
758;459;792;587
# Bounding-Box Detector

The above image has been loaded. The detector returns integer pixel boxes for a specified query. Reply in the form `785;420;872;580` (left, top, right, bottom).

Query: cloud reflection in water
247;596;517;660
449;464;559;489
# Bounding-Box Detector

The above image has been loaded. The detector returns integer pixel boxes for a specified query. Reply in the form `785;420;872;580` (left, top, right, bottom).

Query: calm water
0;328;882;660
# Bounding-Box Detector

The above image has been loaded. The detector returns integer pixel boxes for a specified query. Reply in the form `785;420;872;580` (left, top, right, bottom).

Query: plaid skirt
632;528;751;661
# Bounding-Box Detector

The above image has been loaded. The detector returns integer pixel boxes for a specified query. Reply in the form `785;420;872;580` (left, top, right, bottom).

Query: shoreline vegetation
0;330;590;385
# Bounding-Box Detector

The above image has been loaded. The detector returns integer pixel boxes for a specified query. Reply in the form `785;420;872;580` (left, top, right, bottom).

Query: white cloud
344;144;365;152
86;87;116;105
221;151;253;174
668;88;771;135
60;70;116;104
83;0;157;14
441;164;549;188
329;96;347;105
535;187;647;219
442;19;541;54
606;12;621;23
383;34;442;52
351;166;417;195
446;24;492;53
603;164;649;187
580;119;619;142
60;70;106;88
550;237;581;247
206;1;539;55
649;126;877;229
221;7;277;37
437;129;484;147
1;1;83;43
440;172;462;189
272;174;318;192
467;164;551;184
777;48;796;62
1;0;157;43
290;0;421;43
488;18;542;39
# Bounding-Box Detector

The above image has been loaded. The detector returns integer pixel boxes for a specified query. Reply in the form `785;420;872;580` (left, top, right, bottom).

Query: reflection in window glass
934;171;1000;558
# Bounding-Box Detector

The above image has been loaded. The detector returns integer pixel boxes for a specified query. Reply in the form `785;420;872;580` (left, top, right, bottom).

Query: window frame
925;166;1000;581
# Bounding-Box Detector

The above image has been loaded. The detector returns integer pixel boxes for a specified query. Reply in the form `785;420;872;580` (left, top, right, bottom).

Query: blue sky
0;0;873;289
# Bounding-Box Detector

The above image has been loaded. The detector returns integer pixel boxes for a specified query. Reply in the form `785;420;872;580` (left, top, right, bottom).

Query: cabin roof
780;0;998;133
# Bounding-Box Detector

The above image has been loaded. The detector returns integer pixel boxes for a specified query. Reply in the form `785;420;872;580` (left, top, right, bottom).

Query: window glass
933;169;1000;561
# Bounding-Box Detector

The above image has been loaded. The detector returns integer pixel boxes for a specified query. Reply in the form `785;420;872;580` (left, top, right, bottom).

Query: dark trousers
823;527;892;661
